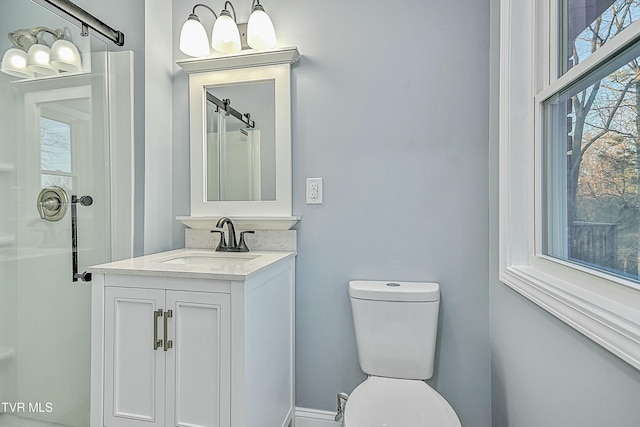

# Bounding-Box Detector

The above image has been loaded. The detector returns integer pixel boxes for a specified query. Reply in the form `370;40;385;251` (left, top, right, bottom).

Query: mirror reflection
205;80;275;201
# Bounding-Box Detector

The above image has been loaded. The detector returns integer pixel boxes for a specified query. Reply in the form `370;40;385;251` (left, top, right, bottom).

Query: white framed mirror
177;48;299;230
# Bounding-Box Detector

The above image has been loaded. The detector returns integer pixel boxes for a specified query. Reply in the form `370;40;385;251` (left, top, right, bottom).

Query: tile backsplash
185;229;297;252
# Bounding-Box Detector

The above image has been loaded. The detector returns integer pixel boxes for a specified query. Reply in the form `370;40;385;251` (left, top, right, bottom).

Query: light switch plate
306;178;323;204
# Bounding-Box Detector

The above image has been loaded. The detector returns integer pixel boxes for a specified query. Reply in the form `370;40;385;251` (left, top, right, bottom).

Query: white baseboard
294;407;342;427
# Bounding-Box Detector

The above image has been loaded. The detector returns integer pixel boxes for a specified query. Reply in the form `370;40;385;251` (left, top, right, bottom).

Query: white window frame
499;0;640;369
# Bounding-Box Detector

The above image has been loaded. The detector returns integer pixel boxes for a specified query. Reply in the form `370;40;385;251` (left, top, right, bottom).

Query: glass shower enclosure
0;1;113;426
206;98;262;202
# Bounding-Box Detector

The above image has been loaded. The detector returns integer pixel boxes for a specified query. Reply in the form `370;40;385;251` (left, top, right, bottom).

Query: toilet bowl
343;376;460;427
346;280;461;427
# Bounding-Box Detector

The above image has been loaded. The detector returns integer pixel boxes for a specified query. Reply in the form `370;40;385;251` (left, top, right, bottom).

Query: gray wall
488;1;640;426
171;0;491;425
490;285;640;426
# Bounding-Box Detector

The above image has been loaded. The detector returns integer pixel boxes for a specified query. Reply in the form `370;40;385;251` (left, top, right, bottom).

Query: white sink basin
160;253;259;266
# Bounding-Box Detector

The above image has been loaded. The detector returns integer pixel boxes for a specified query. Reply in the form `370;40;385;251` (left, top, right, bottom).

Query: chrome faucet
211;217;254;252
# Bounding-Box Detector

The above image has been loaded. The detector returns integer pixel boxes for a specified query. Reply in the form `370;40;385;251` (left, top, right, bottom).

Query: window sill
500;264;640;370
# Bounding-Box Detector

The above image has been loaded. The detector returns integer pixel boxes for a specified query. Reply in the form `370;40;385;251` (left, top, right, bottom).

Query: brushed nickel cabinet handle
163;310;173;351
153;309;163;350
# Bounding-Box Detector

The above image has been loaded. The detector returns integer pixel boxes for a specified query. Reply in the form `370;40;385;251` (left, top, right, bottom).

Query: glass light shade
50;39;82;72
211;12;241;53
247;6;277;50
1;48;34;78
27;44;58;75
180;15;211;57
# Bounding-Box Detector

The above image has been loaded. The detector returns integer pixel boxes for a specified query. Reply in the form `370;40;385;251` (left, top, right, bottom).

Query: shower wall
0;2;113;426
0;2;40;413
0;52;20;414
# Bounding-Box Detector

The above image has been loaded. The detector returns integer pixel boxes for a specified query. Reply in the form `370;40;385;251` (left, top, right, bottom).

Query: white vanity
88;249;296;427
88;47;301;427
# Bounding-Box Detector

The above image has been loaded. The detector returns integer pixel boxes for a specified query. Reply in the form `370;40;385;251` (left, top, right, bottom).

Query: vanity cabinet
103;287;231;427
89;252;295;427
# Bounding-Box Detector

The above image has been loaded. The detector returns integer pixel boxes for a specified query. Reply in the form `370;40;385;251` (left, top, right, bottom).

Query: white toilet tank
349;281;440;380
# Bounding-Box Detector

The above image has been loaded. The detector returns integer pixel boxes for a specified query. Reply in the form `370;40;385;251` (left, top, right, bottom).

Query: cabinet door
165;291;231;427
104;287;166;427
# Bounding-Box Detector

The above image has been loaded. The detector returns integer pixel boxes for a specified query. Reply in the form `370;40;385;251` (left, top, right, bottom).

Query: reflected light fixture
27;44;58;75
1;26;82;79
179;0;277;58
1;48;34;78
50;39;82;72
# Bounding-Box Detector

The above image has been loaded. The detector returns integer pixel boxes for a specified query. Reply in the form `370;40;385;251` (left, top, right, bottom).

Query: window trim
499;0;640;370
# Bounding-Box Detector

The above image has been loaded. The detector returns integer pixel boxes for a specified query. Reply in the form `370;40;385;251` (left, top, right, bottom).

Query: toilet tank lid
349;281;440;302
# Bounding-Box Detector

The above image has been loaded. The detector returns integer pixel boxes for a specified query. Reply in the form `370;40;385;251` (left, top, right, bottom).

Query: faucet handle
210;230;226;251
237;231;255;252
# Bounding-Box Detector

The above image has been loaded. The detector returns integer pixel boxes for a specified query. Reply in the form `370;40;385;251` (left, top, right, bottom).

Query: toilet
344;280;461;427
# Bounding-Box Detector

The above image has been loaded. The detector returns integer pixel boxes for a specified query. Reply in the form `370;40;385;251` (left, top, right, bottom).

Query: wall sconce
179;0;277;58
1;27;82;79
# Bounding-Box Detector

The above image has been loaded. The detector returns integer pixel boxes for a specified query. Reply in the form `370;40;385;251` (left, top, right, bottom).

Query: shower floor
0;414;70;427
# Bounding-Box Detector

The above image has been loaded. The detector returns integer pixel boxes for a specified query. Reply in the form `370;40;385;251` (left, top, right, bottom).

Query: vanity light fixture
179;0;277;58
0;27;82;79
180;4;215;57
246;2;276;50
211;3;242;54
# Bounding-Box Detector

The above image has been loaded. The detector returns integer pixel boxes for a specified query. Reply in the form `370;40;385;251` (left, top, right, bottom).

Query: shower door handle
71;194;93;282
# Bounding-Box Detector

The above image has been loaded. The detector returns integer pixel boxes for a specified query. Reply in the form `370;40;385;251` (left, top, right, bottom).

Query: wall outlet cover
306;178;323;204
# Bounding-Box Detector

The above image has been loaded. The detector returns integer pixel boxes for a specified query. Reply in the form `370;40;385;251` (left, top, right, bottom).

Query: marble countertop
89;248;296;281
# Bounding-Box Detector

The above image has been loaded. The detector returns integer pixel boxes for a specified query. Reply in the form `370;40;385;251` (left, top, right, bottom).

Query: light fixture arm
8;27;64;52
224;1;238;22
191;0;259;21
192;3;218;19
33;27;65;40
249;0;269;16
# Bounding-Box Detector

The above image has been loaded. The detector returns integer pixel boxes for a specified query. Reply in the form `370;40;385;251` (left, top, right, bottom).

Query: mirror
205;80;276;201
180;49;299;221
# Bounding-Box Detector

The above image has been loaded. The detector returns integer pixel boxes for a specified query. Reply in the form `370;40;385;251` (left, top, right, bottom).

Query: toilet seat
343;376;461;427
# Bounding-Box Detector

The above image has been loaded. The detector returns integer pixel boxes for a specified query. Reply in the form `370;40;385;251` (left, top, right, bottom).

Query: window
544;37;640;282
559;0;640;75
40;116;73;189
500;0;640;370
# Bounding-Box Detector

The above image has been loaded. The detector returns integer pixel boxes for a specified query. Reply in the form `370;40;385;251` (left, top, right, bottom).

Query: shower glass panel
0;1;112;426
206;104;262;201
206;101;220;201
